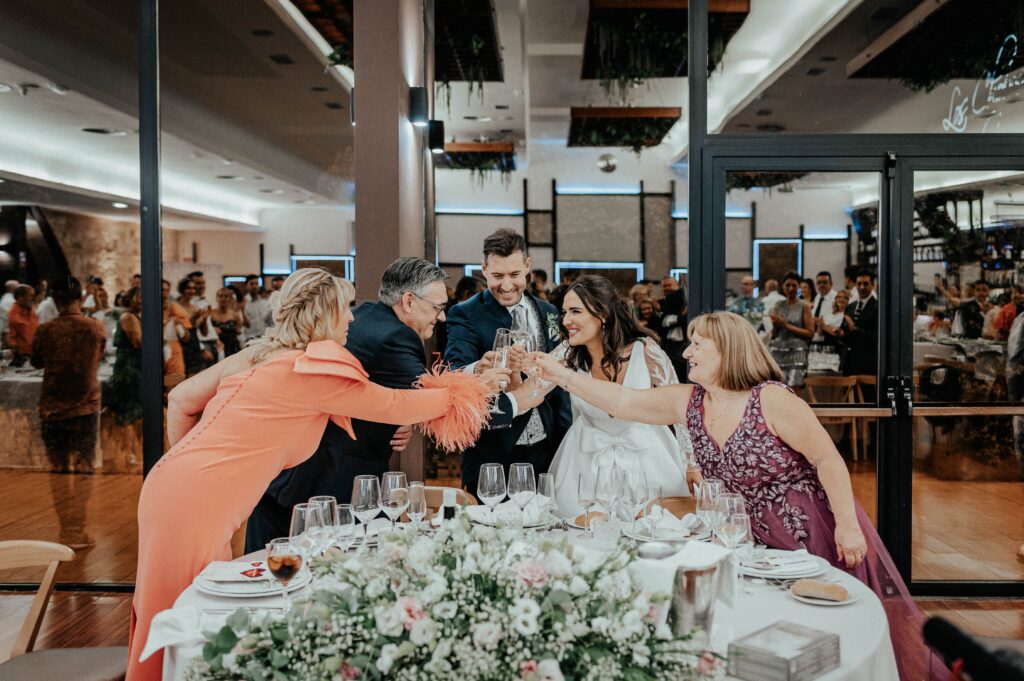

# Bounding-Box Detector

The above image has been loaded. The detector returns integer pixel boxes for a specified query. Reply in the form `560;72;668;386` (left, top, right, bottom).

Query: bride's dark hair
561;275;658;381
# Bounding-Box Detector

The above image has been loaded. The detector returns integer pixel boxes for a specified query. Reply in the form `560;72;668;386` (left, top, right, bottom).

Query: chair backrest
0;541;75;658
803;375;859;404
423;486;478;518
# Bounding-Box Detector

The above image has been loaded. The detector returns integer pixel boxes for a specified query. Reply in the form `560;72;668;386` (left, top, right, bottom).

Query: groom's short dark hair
482;228;527;259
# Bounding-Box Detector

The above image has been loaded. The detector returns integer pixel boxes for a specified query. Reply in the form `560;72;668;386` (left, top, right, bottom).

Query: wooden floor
0;591;1019;665
0;466;1020;584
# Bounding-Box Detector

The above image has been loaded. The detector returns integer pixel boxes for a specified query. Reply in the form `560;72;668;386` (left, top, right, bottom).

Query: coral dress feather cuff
415;368;491;452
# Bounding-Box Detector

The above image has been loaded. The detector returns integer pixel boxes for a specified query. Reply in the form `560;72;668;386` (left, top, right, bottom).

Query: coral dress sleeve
295;341;491;451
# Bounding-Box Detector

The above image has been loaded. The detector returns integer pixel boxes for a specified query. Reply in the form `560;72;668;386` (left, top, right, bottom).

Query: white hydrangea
376;643;399;674
365;576;387;599
543;549;573;577
373;604;404;637
568;575;589;596
537;658;565;681
410;617;438;646
471;621;502;650
432;600;457;619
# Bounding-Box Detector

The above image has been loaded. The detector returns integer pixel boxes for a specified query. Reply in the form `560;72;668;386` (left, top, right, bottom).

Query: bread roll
791;579;849;602
574;511;607;528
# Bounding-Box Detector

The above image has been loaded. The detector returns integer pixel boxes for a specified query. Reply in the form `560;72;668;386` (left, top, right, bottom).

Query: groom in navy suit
444;229;571;493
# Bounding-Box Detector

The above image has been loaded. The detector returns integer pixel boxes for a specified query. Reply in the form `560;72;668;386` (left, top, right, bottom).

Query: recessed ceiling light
269;54;295;65
0;83;12;94
756;123;786;132
325;101;344;109
259;188;285;194
755;109;772;117
495;104;509;110
806;67;825;76
0;178;6;182
111;202;129;208
819;56;837;63
251;29;274;37
82;127;129;136
311;86;329;92
216;175;244;180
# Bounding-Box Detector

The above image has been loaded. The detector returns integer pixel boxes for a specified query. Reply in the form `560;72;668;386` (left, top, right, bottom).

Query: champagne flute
508;462;536;526
536;473;556;523
717;493;746;541
642;483;663;534
577;473;597;536
308;495;338;553
334;503;355;552
288;503;325;560
594;465;619;518
351;475;381;542
266;538;303;612
477;463;507;523
407;482;427;532
721;513;752;597
619;469;648;536
695;478;723;532
490;328;513;414
381;471;410;532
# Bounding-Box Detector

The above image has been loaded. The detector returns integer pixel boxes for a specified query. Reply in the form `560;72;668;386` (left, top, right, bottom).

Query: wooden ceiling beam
571;106;682;119
591;0;749;11
443;142;515;153
846;0;952;77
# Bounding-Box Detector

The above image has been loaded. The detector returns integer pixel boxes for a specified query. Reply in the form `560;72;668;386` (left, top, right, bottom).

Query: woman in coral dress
532;311;944;680
127;269;492;681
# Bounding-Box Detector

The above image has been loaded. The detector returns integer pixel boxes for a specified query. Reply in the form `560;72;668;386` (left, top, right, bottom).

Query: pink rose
339;661;360;680
396;596;425;630
520;660;538;679
514;560;549;588
696;650;721;676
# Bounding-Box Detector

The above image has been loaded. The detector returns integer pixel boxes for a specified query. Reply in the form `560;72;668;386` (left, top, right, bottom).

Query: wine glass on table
619;469;648;537
289;503;326;561
508;462;537;527
308;495;338;552
695;478;723;535
536;473;556;524
334;503;355;552
351;475;382;543
489;329;513;414
720;513;753;597
577;473;597;536
594;465;619;520
477;463;506;523
266;538;303;612
381;471;410;532
407;482;427;533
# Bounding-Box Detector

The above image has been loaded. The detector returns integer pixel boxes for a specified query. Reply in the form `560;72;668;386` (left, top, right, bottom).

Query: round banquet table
158;538;898;681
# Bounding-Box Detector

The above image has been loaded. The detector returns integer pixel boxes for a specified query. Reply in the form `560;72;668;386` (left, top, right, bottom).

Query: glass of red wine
266;537;303;612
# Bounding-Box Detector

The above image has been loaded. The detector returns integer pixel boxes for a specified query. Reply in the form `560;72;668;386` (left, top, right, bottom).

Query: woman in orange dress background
127;269;496;681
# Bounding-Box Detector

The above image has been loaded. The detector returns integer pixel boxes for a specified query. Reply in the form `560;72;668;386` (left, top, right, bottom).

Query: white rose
513;613;540;637
472;622;503;649
433;601;458;619
543;549;573;578
510;598;541;620
407;538;436;572
590;616;611;635
366;576;388;599
374;604;404;637
537;659;565;681
421;573;449;603
410;618;438;646
568;576;589;596
376;643;399;674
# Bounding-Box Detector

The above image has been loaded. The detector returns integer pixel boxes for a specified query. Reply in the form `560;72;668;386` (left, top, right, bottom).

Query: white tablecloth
159;539;898;681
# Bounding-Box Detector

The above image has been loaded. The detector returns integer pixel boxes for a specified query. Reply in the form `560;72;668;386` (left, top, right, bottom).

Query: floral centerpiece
187;514;716;681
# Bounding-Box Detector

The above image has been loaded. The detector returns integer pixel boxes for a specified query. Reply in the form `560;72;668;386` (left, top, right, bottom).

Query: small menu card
727;620;840;681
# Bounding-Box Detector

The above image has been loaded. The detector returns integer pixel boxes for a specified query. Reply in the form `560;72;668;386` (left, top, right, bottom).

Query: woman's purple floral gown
687;381;944;680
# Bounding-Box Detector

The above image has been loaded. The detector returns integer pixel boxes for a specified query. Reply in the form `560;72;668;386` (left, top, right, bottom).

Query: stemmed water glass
508;462;537;526
695;478;723;534
351;475;382;543
716;493;745;541
334;503;355;552
642;483;664;534
720;513;753;597
490;329;513;414
308;495;338;552
289;503;327;561
407;482;427;532
478;463;507;523
536;473;556;523
619;469;648;536
594;465;619;519
577;473;597;536
266;537;303;612
381;471;410;532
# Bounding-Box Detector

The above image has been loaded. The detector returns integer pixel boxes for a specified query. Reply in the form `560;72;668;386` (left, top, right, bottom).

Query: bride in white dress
547;276;696;518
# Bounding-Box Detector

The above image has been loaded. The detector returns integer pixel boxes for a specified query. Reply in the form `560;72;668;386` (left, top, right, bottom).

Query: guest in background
82;276;103;314
245;258;516;551
799;278;814;303
176;277;209;376
436;275;483;353
844;270;879;386
162;279;190;386
759;278;785;311
844;266;861;303
107;286;143;425
994;285;1024;341
768;271;813;387
243;274;273;342
957;279;990;339
36;282;59;325
636;298;662;334
549;272;576;311
660;274;680;299
30;276;106;549
7;284;39;366
270;275;285;292
659;287;689;380
819;289;854;368
187;271;210;309
727;275;764;330
187;271;217;368
0;279;17;312
810;271;836;343
444;229;570;492
210;287;244;358
628;283;648;318
530;268;549;300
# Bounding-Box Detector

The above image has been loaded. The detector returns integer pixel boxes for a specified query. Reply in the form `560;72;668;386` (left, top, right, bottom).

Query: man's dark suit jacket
245;302;427;552
443;289;571;488
844;296;878;378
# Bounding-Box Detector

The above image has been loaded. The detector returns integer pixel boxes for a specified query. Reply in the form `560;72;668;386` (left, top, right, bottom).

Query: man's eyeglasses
412;292;446;319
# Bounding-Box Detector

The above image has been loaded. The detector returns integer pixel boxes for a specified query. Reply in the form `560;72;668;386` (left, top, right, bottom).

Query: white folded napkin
466;497;546;525
643;505;701;536
741;549;817;572
628;540;736;607
139;607;203;662
200;560;269;583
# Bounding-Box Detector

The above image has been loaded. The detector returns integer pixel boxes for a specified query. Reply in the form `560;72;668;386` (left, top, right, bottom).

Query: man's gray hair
379;257;448;306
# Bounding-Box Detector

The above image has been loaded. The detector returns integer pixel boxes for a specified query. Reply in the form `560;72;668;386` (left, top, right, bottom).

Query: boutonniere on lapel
546;312;560;341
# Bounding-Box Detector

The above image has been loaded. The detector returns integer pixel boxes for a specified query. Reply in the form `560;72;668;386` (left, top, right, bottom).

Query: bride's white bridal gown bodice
550;339;692;517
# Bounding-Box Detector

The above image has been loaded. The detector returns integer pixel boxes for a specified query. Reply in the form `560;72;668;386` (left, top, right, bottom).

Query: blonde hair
686;311;783;390
248;268;355;363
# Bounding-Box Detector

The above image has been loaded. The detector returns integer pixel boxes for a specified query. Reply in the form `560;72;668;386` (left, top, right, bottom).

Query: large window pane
708;1;1024;135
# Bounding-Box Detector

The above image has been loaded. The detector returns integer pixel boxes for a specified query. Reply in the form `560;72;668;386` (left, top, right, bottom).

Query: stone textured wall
642;195;672;280
42;210;141;293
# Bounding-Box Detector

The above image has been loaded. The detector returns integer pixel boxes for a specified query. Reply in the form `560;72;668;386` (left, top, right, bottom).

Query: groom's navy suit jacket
444;290;571;486
244;302;427;552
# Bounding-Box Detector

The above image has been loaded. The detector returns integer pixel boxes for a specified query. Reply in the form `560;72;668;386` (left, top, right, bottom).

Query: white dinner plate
195;569;311;598
740;553;829;579
624;526;712;543
790;590;861;607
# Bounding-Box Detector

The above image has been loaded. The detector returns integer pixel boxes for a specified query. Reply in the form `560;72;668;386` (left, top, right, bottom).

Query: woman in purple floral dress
531;311;943;680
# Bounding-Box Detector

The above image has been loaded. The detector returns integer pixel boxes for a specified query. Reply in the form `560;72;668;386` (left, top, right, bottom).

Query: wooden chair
804;375;861;461
0;541;127;680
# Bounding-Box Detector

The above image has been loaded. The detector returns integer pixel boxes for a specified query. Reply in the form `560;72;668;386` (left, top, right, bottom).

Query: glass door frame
697;138;1024;598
